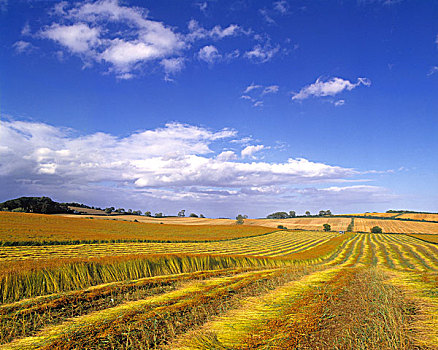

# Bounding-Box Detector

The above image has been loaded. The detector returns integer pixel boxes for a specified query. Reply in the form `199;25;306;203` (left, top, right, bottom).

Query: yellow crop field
353;217;438;233
398;213;438;221
2;216;438;349
350;212;399;218
0;212;273;243
59;213;351;231
407;233;438;244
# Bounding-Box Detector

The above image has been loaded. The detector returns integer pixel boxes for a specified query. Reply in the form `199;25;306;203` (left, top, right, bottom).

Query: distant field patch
397;213;438;221
354;218;438;234
406;233;438;244
0;212;272;243
244;217;351;231
350;212;399;218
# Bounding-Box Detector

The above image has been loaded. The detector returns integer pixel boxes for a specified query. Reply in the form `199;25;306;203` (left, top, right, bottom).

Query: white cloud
41;23;101;54
253;101;263;107
334;99;345;107
292;77;371;101
2;118;395;216
259;9;276;24
273;1;289;14
187;20;243;41
198;45;221;63
262;85;279;94
37;1;185;78
13;40;35;54
427;66;438;76
217;150;237;161
245;43;280;63
160;57;185;80
241;145;264;158
241;83;279;107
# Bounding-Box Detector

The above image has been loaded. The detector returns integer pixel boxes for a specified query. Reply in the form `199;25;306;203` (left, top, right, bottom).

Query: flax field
0;213;438;349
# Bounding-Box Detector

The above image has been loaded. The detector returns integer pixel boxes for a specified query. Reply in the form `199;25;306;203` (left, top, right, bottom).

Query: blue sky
0;0;437;217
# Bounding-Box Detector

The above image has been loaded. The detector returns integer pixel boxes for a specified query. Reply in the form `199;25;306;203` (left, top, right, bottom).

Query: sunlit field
0;213;437;349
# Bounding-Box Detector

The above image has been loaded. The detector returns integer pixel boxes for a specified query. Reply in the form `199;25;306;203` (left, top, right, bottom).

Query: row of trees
177;210;205;218
266;210;332;219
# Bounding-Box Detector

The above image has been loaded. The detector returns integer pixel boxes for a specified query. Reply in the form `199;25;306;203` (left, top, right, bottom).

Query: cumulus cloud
241;145;265;158
21;0;284;79
292;77;371;101
41;23;101;54
1;117;396;216
334;99;345;107
216;150;238;161
198;45;221;63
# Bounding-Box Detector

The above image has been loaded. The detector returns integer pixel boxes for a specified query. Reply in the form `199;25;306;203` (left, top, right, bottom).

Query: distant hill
0;197;70;214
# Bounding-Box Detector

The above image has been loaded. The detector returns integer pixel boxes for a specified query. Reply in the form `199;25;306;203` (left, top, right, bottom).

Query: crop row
0;231;337;262
1;267;315;350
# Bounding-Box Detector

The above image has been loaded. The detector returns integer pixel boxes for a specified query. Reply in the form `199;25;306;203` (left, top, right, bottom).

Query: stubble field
0;212;437;349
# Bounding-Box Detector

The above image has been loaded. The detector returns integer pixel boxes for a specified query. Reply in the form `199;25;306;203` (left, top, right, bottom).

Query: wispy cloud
292;77;371;101
13;40;35;54
241;83;279;107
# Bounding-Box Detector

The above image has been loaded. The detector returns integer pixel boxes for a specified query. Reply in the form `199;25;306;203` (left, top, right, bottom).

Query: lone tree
236;214;247;225
289;211;296;218
305;211;311;216
370;226;383;233
178;210;185;217
323;223;331;232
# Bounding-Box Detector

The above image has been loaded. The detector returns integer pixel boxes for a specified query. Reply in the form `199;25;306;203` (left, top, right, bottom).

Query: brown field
0;212;273;243
397;213;438;221
354;217;438;234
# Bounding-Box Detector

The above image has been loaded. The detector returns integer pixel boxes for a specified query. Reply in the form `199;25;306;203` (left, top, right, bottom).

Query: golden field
354;217;438;234
0;212;273;243
1;212;438;349
350;212;399;218
398;213;438;221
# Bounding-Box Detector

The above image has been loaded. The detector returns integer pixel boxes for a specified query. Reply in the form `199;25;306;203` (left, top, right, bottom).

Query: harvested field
398;213;438;221
2;216;438;349
354;217;438;234
350;212;399;218
0;212;272;243
0;230;338;262
407;234;438;244
244;217;350;231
